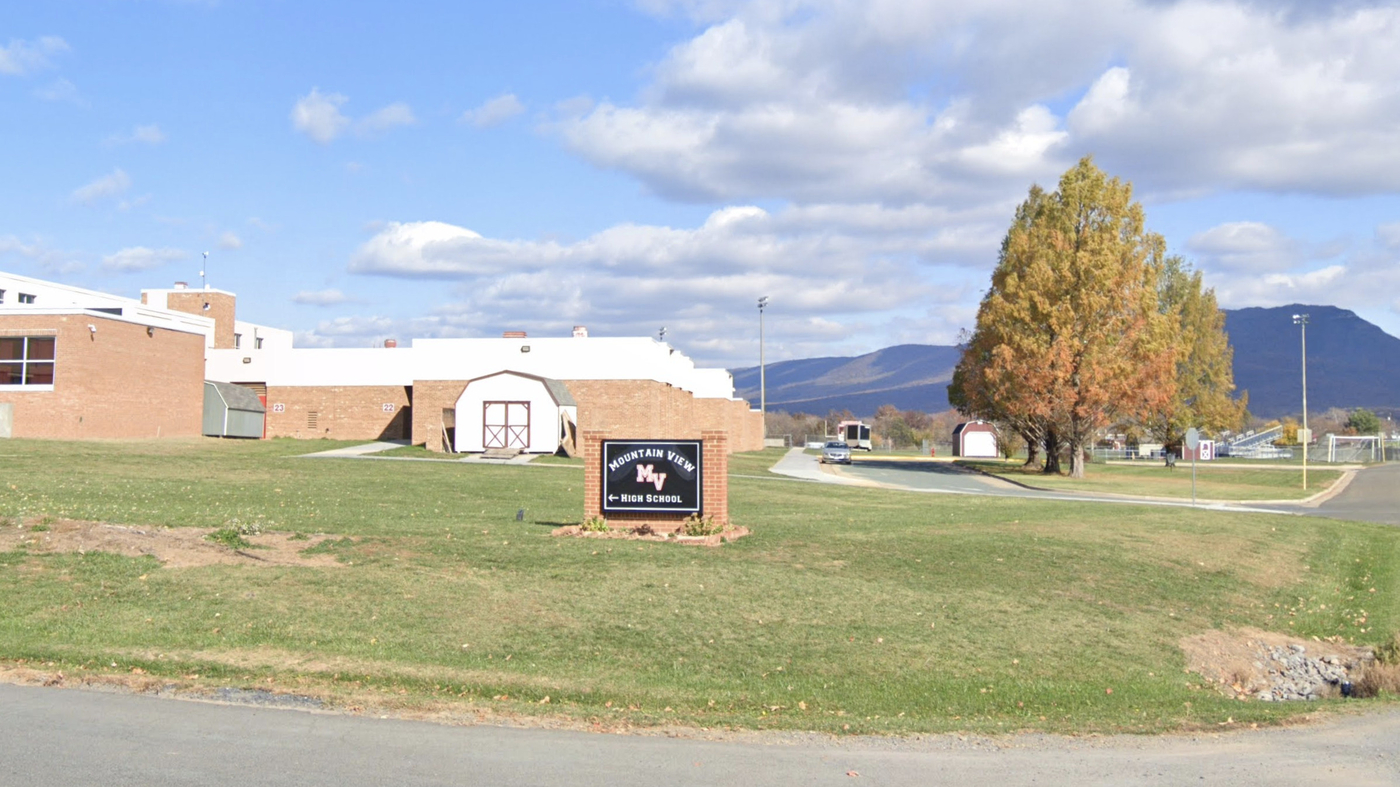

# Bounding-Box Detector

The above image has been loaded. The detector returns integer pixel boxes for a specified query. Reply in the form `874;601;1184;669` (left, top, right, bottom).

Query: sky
3;0;1399;369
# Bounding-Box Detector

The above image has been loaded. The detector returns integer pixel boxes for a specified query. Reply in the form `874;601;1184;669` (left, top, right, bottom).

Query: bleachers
1219;425;1293;459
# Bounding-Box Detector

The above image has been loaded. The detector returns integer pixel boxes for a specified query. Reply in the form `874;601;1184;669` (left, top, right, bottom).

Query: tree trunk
1042;430;1062;474
1068;440;1086;478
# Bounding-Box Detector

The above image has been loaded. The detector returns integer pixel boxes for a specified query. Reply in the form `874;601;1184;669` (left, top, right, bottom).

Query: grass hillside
0;440;1395;735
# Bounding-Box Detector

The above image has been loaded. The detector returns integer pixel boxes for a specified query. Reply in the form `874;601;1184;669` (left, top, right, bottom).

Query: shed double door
483;401;530;449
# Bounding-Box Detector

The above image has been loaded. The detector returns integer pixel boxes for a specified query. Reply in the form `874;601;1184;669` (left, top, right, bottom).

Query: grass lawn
0;439;1396;735
962;459;1343;501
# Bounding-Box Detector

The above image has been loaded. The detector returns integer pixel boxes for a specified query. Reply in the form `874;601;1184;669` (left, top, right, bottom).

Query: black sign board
601;440;703;515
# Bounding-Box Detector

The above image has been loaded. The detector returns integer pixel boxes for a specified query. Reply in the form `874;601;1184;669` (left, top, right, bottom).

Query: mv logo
635;464;667;491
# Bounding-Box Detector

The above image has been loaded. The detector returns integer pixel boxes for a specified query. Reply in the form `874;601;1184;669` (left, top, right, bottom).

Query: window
17;293;36;304
234;333;242;349
255;336;263;349
0;336;56;387
0;289;6;303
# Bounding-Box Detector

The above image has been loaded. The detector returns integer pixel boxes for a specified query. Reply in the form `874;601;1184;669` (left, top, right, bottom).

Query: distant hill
732;305;1400;420
731;344;962;416
1224;304;1400;418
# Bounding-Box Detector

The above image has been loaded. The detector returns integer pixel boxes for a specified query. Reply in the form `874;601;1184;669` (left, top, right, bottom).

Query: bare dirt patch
0;517;346;568
1182;628;1373;701
551;524;750;547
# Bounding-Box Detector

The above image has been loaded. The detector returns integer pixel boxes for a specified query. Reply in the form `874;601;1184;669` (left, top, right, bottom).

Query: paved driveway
4;683;1399;787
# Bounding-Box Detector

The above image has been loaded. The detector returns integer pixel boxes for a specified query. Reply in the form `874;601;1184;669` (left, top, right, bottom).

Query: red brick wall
164;291;236;349
582;429;729;530
409;380;469;452
264;385;411;440
0;314;204;439
405;377;764;455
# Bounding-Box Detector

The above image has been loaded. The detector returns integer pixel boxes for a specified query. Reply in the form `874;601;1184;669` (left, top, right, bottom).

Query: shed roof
206;381;266;413
464;370;576;407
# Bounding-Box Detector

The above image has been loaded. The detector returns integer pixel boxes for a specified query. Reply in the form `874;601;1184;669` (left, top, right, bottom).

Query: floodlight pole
1294;314;1309;490
758;296;769;433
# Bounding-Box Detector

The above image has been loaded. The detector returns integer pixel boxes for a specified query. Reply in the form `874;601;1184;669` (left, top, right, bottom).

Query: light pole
758;296;769;431
1294;313;1309;489
201;251;209;290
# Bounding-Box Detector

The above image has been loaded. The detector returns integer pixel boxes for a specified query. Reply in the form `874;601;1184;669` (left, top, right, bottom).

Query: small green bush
29;523;50;533
579;516;609;533
682;514;723;537
207;528;252;549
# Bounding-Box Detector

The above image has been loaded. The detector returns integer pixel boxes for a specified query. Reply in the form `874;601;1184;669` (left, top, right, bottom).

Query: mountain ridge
730;306;1400;419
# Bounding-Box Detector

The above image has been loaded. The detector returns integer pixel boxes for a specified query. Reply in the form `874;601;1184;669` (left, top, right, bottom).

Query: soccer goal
1325;434;1381;463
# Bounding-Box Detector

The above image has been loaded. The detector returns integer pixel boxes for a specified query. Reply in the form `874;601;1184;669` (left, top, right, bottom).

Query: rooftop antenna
200;251;209;290
659;326;667;342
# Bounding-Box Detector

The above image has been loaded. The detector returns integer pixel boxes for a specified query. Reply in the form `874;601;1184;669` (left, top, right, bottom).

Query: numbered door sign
271;403;285;413
382;403;395;412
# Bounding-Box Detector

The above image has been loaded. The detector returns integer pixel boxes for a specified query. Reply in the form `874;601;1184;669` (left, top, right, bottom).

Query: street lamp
1293;313;1309;489
758;296;769;428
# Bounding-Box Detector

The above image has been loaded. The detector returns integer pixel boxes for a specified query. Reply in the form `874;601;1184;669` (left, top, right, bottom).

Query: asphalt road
1296;462;1400;525
3;683;1399;786
776;450;1400;526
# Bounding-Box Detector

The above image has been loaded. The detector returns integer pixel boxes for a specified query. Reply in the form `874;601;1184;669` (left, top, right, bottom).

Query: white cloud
70;169;132;205
292;288;352;306
0;36;69;76
292;89;418;142
1378;221;1400;249
1187;221;1302;273
33;77;82;104
217;231;243;250
358;102;417;135
101;246;187;273
291;88;351;144
108;124;166;146
552;1;1400;203
0;235;84;274
461;93;526;128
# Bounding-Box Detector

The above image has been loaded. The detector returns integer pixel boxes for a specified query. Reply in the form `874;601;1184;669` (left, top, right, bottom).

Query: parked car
821;441;852;464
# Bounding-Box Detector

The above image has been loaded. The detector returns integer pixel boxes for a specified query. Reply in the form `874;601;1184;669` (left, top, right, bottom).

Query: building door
483;401;530;449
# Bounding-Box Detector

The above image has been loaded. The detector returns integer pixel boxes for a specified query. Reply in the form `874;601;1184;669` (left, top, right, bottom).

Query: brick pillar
701;429;729;526
582;430;605;522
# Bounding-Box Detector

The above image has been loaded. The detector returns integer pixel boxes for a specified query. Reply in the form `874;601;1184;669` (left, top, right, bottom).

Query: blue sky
4;0;1399;368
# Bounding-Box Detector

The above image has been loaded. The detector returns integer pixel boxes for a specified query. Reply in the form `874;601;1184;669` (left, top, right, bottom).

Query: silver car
821;441;852;464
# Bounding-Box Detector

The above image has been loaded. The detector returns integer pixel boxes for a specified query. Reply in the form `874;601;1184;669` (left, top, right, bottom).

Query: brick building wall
0;314;205;439
409;377;763;454
162;290;237;349
409;380;469;452
582;429;729;530
264;385;412;440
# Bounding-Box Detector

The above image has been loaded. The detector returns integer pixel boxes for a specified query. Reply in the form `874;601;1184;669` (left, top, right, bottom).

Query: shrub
682;514;723;537
207;528;252;549
580;516;609;533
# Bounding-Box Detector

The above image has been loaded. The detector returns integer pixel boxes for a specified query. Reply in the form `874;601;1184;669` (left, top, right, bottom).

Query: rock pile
1255;644;1353;702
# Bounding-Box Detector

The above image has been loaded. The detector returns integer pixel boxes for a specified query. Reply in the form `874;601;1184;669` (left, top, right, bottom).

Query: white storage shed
454;371;578;454
953;420;999;458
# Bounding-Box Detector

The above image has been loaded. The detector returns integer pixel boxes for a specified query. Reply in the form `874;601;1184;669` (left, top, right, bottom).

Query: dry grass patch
0;517;346;568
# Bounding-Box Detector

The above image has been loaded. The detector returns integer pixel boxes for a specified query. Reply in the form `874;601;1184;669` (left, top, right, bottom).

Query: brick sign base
583;429;728;531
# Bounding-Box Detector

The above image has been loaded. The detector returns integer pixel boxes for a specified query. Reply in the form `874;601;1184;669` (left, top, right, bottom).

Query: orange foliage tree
951;157;1177;478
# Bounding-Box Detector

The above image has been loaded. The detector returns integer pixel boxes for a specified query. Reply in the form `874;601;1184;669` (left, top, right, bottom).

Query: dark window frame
0;336;56;387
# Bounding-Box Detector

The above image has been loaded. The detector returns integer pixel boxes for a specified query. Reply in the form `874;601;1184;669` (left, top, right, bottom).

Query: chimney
384;339;397;348
173;281;187;289
572;325;588;338
503;331;527;338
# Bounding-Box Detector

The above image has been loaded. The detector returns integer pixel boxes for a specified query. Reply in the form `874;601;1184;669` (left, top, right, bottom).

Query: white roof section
0;270;215;338
211;335;739;399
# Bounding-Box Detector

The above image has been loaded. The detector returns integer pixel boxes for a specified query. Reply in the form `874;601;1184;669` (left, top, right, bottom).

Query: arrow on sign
607;495;618;502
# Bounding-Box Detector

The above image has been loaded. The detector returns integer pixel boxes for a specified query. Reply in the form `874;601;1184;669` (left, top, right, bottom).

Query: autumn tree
949;157;1177;478
1138;256;1248;454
